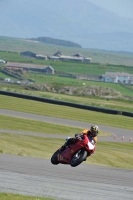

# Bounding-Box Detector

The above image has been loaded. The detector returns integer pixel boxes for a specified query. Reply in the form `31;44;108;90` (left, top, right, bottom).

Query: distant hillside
1;0;133;51
29;37;82;48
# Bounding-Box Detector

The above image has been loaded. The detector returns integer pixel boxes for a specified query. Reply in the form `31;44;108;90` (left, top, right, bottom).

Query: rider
59;125;99;152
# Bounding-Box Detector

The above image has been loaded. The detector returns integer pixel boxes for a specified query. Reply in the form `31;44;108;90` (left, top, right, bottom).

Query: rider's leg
59;138;75;152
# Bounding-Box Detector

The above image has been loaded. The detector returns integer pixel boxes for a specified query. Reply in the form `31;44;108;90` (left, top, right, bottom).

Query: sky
87;0;133;18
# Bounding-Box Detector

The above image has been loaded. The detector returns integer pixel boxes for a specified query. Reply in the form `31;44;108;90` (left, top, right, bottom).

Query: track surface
0;109;133;200
0;155;133;200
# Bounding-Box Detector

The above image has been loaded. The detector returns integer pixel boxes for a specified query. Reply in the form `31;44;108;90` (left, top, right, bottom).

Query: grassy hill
0;36;133;66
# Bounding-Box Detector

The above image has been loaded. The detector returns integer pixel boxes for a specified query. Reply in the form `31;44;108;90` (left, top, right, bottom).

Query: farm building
6;62;54;74
101;72;133;84
36;54;47;60
49;55;83;62
6;67;23;72
20;51;36;58
73;53;83;57
83;58;92;63
49;51;92;63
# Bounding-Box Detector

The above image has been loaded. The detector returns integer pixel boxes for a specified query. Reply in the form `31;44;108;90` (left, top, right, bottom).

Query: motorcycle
51;134;96;167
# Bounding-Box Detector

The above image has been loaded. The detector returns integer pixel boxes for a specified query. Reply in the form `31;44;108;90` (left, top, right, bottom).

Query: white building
129;76;133;84
0;59;6;63
5;78;11;82
101;72;133;84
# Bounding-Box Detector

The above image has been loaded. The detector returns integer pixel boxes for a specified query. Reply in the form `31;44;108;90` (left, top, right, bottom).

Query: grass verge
0;193;54;200
1;85;133;112
0;115;109;136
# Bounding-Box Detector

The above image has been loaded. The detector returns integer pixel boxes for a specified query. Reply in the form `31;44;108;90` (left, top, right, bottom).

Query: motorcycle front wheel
51;150;59;165
70;149;87;167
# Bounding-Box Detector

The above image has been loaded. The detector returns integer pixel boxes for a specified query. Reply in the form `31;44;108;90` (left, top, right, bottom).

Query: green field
1;50;133;76
1;36;133;66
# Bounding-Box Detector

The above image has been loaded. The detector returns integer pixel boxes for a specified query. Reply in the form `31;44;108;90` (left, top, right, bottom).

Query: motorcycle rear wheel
70;149;87;167
51;150;59;165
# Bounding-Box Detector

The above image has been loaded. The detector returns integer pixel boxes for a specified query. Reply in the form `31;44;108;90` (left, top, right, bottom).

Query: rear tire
51;150;59;165
70;149;87;167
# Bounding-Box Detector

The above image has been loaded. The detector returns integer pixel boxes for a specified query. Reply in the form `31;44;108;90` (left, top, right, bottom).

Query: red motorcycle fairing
57;134;96;164
58;141;85;164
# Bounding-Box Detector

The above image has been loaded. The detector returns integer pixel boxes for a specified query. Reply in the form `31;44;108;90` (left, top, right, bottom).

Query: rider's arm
75;133;84;140
75;129;89;140
80;129;89;134
94;136;97;143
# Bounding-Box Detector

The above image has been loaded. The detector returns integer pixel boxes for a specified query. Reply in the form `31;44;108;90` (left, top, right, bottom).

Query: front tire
51;150;59;165
70;149;87;167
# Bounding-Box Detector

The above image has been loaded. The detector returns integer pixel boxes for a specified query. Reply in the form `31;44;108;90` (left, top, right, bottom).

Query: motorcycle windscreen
87;141;95;150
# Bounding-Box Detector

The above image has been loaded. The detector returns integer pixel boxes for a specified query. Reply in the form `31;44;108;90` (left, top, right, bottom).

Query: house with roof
101;72;133;84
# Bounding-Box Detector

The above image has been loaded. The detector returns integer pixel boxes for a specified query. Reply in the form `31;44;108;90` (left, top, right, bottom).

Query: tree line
29;37;82;48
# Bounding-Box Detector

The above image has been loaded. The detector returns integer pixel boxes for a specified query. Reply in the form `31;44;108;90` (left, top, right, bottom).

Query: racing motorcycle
51;134;96;167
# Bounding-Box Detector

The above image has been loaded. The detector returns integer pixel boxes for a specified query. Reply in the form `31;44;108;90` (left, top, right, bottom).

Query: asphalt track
0;109;133;200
